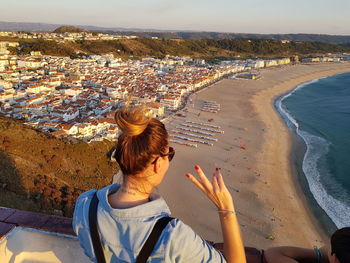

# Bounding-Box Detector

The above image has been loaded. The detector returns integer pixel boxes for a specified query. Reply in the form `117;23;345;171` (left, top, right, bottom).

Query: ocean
276;72;350;232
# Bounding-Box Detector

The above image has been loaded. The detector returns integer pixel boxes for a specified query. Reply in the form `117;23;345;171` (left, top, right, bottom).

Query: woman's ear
153;158;160;174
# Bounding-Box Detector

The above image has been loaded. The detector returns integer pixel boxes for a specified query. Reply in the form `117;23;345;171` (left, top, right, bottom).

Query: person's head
329;227;350;263
112;106;174;190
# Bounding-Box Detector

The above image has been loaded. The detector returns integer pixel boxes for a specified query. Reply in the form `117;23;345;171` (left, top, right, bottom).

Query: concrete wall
0;227;89;263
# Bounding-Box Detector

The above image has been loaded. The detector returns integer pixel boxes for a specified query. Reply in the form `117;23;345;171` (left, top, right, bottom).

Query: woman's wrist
218;203;235;212
314;247;322;263
218;208;237;219
314;247;328;263
218;210;236;217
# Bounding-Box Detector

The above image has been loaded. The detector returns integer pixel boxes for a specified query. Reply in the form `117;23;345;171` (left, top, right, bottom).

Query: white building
160;96;181;110
265;60;278;67
64;87;83;97
26;84;53;94
147;103;165;118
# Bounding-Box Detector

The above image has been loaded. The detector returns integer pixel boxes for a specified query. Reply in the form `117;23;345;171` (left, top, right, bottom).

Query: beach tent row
201;100;221;113
170;119;224;147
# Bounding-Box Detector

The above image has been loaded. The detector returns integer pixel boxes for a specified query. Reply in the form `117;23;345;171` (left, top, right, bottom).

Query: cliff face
0;116;118;216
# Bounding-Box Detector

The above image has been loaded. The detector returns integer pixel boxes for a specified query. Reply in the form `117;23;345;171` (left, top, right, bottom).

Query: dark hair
113;106;168;176
331;227;350;263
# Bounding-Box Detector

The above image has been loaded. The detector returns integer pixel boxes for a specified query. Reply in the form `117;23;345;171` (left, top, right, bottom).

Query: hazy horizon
1;0;350;35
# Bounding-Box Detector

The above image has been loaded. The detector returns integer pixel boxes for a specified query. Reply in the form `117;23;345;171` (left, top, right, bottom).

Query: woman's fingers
195;165;213;192
186;171;217;204
212;173;219;194
216;171;226;190
186;167;234;210
185;173;206;193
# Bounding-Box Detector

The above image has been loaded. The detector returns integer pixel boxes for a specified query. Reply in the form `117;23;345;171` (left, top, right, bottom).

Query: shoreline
160;62;350;248
275;72;350;235
274;78;342;237
251;63;350;247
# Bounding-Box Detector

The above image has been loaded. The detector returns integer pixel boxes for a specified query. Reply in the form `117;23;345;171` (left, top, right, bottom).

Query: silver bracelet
218;210;236;214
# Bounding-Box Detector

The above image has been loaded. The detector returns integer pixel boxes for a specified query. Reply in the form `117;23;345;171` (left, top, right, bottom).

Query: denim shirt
73;184;226;263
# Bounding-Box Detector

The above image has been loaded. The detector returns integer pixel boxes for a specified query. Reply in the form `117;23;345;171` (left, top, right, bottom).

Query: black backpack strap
136;216;174;263
89;192;106;263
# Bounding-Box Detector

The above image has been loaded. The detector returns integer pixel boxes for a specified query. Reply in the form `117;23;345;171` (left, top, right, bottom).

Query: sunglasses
108;146;175;163
152;147;175;164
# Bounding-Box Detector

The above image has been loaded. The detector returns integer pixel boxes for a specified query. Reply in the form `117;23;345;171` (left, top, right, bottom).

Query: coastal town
0;33;349;143
0;30;139;41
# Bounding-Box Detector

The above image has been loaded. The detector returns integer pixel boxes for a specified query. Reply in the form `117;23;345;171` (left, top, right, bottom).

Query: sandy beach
159;62;350;249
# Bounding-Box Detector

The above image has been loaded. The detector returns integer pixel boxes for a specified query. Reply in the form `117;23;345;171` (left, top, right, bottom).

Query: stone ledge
0;222;16;240
0;207;75;237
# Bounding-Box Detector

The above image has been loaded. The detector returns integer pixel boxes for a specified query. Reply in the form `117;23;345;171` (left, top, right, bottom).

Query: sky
1;0;350;35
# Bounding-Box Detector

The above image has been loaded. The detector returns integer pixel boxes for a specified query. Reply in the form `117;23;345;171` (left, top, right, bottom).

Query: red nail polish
185;173;190;178
195;165;199;170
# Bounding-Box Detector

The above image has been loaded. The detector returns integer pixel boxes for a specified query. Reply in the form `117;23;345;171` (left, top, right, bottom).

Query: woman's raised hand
186;165;234;211
187;166;246;263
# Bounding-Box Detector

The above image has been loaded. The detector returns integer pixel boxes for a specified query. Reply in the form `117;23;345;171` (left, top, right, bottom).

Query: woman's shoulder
161;218;226;262
72;189;96;225
77;189;97;202
75;184;119;208
164;218;204;244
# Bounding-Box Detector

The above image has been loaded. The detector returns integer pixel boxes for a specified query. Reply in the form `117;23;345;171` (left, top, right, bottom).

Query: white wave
300;130;350;228
276;79;350;228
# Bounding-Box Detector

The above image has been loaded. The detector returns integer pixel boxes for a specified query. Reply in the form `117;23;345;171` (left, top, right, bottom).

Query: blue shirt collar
97;184;171;219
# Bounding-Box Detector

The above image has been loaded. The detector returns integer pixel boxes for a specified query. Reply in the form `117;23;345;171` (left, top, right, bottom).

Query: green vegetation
18;39;80;57
0;116;118;216
100;31;350;45
8;37;349;59
53;25;89;33
206;39;349;55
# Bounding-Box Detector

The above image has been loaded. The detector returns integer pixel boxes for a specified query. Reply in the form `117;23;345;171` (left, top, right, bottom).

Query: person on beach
73;106;246;263
265;227;350;263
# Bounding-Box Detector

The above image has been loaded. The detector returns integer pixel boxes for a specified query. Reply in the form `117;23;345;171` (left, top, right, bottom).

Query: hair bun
115;106;151;136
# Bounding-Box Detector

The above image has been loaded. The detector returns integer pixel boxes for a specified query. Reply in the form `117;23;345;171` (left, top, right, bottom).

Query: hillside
0;116;118;216
104;31;350;45
1;21;350;45
11;37;350;59
53;25;89;33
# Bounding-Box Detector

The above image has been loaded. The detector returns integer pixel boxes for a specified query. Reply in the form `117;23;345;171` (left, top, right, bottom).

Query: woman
73;106;246;263
265;227;350;263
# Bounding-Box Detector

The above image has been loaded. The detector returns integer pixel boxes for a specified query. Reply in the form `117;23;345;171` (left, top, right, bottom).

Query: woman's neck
108;182;152;209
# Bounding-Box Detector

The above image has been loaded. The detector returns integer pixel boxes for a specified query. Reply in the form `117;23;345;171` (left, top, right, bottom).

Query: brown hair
113;106;168;176
331;227;350;263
